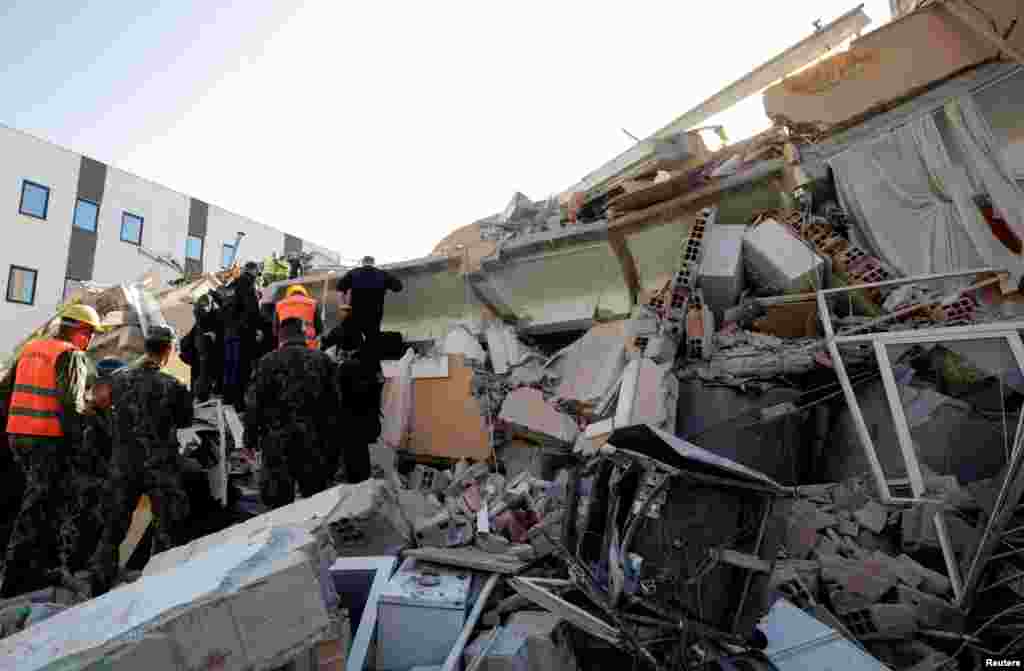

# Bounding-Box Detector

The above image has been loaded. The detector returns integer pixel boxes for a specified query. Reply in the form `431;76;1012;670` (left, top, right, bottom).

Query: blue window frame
186;235;204;261
120;212;143;245
221;243;235;268
73;199;99;232
7;265;37;305
19;180;50;219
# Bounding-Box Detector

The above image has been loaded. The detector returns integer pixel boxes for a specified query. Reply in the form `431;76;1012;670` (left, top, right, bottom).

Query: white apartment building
0;123;339;355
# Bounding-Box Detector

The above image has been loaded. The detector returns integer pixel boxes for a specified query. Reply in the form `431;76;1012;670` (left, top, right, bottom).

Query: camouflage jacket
72;408;113;487
244;339;340;449
110;361;193;472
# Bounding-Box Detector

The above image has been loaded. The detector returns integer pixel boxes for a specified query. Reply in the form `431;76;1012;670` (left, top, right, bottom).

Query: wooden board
403;546;526;575
408;354;491;460
119;495;153;569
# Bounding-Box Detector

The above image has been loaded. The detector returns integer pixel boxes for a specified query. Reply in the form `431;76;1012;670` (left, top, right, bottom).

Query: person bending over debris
90;326;193;595
0;304;103;598
320;303;361;354
335;256;402;362
274;284;322;349
244;317;342;509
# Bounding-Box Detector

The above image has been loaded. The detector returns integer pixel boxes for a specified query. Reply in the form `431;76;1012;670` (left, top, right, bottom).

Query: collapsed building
3;1;1024;670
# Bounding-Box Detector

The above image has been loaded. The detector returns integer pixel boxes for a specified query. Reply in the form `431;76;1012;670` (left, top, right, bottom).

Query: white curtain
944;96;1024;245
829;112;1023;292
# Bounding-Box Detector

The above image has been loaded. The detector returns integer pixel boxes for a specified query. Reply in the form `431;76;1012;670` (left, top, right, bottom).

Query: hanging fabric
944;96;1024;247
828;110;1024;292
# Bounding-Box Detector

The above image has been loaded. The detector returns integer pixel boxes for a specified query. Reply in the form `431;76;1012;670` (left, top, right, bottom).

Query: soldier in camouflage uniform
60;358;126;575
245;317;341;509
0;305;100;598
90;327;193;595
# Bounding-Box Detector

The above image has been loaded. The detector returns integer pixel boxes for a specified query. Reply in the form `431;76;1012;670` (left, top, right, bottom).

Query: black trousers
194;333;221;402
352;309;383;363
343;441;372;483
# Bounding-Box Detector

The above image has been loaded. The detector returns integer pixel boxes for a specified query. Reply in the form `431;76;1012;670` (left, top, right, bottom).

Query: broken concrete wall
614;359;678;432
478;243;632;333
549;320;628;408
500;388;579;445
763;4;1008;126
626;215;690;296
381;258;486;342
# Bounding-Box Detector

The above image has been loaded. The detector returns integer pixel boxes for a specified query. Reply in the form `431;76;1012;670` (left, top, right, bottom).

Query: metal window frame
816;268;1024;606
120;211;144;245
221;242;235;269
185;234;204;262
19;179;50;220
72;198;100;233
6;264;38;306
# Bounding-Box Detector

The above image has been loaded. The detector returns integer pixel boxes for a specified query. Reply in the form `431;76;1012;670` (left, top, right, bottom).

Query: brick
854;501;889;534
821;556;898;602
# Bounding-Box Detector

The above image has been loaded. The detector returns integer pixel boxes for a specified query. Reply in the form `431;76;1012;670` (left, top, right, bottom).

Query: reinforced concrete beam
568;5;870;197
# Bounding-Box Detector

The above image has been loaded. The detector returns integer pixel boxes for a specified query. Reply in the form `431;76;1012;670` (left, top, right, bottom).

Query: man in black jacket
336;256;402;362
191;291;223;403
222;262;263;410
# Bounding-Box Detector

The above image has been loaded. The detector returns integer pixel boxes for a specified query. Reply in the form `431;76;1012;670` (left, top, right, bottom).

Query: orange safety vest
276;294;318;349
7;338;76;438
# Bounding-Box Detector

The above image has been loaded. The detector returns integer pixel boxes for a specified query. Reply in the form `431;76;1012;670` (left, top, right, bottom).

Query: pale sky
1;0;891;265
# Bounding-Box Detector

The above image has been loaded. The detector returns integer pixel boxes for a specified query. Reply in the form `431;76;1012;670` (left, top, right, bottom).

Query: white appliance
375;558;470;671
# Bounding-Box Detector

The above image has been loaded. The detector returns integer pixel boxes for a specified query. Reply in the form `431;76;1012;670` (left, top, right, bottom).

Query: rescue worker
63;358;126;574
244;317;341;509
335;256;403;362
191;290;223;403
335;353;384;483
90;326;193;595
320;302;380;482
0;304;103;598
222;260;263;409
320;303;364;355
274;284;322;350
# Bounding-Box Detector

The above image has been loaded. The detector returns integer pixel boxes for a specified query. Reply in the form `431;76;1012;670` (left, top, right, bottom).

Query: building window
120;212;143;245
186;235;204;261
7;265;37;305
73;199;99;232
19;180;50;220
63;277;84;303
222;243;236;268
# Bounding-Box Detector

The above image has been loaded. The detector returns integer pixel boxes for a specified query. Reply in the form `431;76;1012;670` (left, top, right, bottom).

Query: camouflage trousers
258;425;340;510
0;437;78;598
90;458;189;593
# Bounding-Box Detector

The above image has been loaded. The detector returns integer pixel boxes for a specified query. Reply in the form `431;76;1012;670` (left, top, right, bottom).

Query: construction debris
7;11;1024;671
